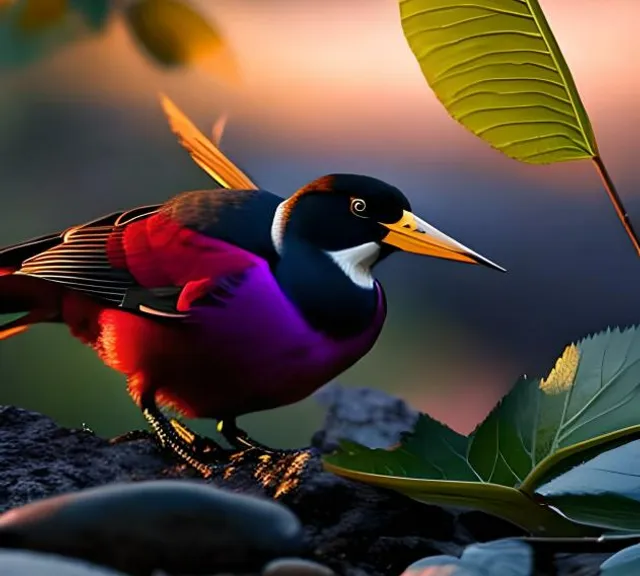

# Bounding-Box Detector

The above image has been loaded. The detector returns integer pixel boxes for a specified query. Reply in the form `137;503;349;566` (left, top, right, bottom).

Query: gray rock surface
0;480;303;575
311;384;419;452
0;386;623;575
0;549;129;576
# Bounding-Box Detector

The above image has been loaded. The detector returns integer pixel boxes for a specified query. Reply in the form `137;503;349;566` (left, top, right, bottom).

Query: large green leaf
398;0;640;255
399;0;596;164
323;326;640;534
535;439;640;532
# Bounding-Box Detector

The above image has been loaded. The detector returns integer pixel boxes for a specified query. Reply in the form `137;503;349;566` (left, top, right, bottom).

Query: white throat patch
325;242;380;289
271;201;287;255
270;201;379;289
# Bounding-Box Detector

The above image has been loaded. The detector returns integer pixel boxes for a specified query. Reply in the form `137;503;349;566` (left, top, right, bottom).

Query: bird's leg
139;390;227;476
217;418;275;452
168;417;222;455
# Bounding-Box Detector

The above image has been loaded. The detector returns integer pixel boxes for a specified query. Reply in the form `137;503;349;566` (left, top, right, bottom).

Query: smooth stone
263;557;336;575
0;549;128;575
0;479;303;575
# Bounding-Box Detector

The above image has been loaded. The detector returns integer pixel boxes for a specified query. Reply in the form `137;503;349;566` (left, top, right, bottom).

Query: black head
280;174;410;255
275;173;505;271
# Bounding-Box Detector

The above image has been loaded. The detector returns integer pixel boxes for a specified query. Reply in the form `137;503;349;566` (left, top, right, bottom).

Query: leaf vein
559;388;639;445
559;356;640;435
447;77;570;100
401;4;534;23
432;48;554;82
433;60;559;89
456;103;578;124
517;146;587;161
475;119;586;139
501;133;578;150
441;436;483;482
417;30;544;60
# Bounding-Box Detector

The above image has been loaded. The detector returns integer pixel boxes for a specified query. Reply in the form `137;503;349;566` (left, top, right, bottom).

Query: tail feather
0;309;57;340
0;232;62;269
0;231;69;340
0;319;29;340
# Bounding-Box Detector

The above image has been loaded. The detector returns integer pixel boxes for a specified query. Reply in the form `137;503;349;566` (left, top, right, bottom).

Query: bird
0;96;505;476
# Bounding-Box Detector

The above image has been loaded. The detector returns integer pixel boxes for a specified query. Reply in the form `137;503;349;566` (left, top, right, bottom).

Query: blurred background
0;0;639;448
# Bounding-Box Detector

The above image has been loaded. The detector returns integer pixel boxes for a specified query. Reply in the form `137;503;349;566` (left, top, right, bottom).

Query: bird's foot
217;418;297;457
169;418;230;462
109;429;154;444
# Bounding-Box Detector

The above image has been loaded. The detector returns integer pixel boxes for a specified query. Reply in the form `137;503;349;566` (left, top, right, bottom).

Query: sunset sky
1;0;639;444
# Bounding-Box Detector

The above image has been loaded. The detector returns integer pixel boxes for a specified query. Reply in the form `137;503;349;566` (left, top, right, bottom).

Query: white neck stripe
270;202;379;289
271;201;287;255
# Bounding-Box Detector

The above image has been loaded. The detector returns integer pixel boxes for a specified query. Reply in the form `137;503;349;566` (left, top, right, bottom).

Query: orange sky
5;0;638;181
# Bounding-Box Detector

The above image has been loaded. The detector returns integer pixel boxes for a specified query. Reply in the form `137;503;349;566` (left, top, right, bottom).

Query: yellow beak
380;210;506;272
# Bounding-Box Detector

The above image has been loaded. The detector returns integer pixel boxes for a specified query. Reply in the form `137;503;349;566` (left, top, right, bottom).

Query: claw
217;418;284;453
140;391;228;476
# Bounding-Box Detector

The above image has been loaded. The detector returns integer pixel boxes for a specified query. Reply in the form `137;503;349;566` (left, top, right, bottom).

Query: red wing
16;206;161;306
13;207;257;320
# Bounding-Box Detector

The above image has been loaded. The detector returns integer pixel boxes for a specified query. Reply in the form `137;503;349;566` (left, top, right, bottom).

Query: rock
0;403;476;576
0;392;622;576
311;385;419;453
263;557;336;575
399;539;533;576
0;549;129;576
0;405;169;513
0;480;302;575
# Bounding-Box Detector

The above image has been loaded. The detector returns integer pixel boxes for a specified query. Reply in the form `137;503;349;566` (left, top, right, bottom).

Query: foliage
0;0;237;83
398;0;640;255
124;0;239;84
323;326;640;536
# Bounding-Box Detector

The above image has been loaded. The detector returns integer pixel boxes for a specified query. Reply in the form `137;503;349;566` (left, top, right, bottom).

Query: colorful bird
0;96;505;476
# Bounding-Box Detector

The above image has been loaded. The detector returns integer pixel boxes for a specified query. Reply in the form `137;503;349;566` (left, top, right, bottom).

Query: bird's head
271;174;504;287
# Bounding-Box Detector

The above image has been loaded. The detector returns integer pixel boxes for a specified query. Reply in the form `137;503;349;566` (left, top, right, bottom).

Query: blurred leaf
124;0;239;83
400;539;532;576
601;543;640;575
536;439;640;532
0;0;16;17
0;0;106;68
70;0;110;30
16;0;68;33
324;326;640;534
398;0;640;255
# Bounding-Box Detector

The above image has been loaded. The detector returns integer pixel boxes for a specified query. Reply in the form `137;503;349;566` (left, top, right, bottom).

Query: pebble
0;549;129;576
263;557;336;575
400;539;533;576
0;479;303;575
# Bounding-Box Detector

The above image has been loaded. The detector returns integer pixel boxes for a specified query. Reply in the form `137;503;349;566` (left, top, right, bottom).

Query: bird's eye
350;197;368;218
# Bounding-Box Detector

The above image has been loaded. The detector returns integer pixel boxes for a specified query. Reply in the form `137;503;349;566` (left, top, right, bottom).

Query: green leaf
124;0;240;84
536;439;640;532
0;0;99;68
15;0;68;33
398;0;640;255
398;0;597;164
324;326;640;534
70;0;110;30
400;539;533;576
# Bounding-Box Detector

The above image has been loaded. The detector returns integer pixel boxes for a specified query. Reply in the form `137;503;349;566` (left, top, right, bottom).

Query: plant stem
407;489;598;538
593;156;640;256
